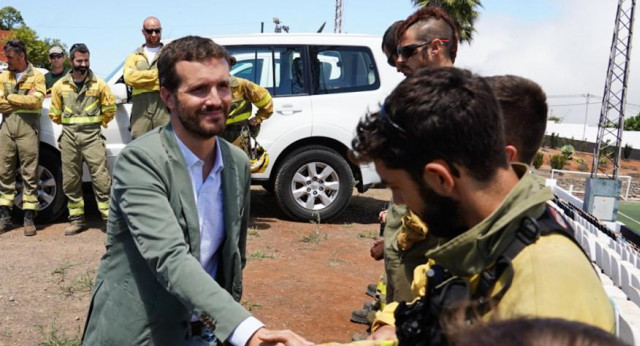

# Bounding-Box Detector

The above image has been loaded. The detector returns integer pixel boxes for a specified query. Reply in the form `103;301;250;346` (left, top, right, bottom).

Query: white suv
17;33;402;223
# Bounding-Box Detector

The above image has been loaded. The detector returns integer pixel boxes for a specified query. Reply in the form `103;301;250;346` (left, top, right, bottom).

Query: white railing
550;169;632;200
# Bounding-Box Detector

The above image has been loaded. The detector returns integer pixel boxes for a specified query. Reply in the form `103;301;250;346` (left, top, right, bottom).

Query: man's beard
73;66;88;75
415;179;466;240
176;102;228;139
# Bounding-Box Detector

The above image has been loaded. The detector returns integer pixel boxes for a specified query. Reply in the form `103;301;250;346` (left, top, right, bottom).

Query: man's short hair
158;35;229;93
3;39;27;59
485;75;548;165
398;7;460;63
69;43;90;60
382;20;404;65
352;67;508;182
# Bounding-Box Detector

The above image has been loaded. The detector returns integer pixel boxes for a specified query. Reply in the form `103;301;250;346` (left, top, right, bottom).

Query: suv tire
13;147;67;224
274;146;354;222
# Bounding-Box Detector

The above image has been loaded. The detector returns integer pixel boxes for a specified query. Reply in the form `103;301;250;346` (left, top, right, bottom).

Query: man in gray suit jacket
82;36;312;346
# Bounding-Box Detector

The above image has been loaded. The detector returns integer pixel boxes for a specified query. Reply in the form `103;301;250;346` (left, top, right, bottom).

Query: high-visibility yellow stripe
68;208;84;216
254;95;271;108
50;107;62;116
226;111;251;125
67;201;84;208
97;202;109;210
64;106;74;114
61;116;102;125
101;104;117;112
0;194;14;207
22;195;38;202
14;110;41;115
84;100;99;112
22;201;39;211
132;88;155;96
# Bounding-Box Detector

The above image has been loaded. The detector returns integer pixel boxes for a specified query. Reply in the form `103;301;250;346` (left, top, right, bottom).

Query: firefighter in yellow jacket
0;40;45;236
123;16;169;139
219;65;273;154
49;43;116;235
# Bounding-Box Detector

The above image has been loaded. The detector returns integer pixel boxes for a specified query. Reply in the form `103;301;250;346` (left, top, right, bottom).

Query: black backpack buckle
517;216;540;245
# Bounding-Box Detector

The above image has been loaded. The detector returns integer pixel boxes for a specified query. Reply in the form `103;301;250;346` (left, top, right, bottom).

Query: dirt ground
0;186;390;345
3;147;640;345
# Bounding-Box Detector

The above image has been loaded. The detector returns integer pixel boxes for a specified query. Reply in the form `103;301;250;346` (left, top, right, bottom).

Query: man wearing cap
0;39;46;236
123;16;170;139
44;46;70;95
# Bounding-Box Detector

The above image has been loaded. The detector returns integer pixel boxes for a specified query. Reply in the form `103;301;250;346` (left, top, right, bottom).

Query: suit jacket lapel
220;140;241;244
160;124;202;260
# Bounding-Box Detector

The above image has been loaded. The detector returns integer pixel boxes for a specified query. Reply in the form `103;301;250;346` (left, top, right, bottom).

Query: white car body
29;33;403;222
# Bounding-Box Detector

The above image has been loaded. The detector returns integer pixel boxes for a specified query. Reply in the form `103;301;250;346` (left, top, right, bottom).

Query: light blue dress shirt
175;134;263;346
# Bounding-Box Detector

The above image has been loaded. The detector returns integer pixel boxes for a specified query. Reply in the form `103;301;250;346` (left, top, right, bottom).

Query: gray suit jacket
83;124;252;345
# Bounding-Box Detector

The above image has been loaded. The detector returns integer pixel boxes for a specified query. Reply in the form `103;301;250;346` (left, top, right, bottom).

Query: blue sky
6;0;639;125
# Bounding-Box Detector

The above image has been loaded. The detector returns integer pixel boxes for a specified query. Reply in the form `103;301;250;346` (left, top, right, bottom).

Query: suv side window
227;46;307;97
309;46;380;94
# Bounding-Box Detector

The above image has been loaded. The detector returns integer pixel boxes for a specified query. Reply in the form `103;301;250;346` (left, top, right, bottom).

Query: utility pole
584;0;636;222
334;0;344;33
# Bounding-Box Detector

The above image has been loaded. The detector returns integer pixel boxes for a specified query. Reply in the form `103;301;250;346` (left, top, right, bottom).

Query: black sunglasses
49;53;64;59
396;39;450;59
144;28;162;34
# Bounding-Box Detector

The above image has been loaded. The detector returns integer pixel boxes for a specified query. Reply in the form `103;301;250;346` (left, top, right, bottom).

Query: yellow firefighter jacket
0;63;45;122
123;44;162;96
373;165;615;335
228;76;273;125
49;71;116;127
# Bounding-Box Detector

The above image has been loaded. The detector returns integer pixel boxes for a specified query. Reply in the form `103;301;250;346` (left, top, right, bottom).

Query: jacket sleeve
6;72;45;110
48;84;63;124
245;80;273;123
100;81;117;127
112;146;251;342
123;53;160;88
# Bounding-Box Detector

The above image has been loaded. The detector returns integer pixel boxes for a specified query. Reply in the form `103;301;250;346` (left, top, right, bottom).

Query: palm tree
412;0;483;43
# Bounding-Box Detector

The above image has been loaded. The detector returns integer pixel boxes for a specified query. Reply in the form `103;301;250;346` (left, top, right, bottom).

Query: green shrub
623;144;633;159
550;154;567;170
575;157;585;164
532;151;544;169
598;156;609;168
561;145;575;159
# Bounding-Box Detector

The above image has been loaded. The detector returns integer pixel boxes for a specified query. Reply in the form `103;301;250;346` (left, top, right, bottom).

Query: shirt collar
173;133;224;175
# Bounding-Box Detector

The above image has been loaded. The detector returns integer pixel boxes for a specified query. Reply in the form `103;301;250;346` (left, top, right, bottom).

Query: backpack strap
475;204;592;305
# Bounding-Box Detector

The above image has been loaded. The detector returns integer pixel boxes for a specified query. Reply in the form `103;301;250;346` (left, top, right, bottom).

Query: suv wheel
274;146;354;221
14;147;67;224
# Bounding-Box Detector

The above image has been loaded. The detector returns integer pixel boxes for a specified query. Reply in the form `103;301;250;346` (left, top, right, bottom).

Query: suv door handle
277;105;302;115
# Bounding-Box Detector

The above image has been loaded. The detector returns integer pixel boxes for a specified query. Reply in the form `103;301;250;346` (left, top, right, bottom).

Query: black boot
64;215;87;236
0;206;12;232
23;210;36;236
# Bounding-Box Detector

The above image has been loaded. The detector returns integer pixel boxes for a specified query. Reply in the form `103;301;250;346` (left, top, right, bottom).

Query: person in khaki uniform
351;68;614;345
49;43;116;235
123;16;170;139
0;40;45;236
218;69;273;155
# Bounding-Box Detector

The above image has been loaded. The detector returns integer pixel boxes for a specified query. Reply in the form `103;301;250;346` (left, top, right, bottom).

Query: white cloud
457;1;638;125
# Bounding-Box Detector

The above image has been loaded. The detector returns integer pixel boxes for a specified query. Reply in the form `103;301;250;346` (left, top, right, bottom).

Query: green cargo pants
130;91;170;140
0;113;39;210
59;124;110;220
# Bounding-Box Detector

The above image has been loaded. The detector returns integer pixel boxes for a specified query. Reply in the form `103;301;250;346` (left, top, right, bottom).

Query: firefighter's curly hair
158;35;229;93
352;67;508;183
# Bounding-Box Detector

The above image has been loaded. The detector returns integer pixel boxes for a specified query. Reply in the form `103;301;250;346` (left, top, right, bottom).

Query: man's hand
367;324;396;341
378;210;388;224
247;327;314;346
370;238;384;260
248;117;258;126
